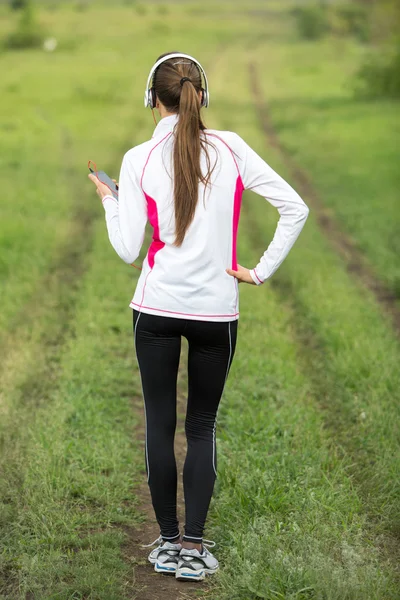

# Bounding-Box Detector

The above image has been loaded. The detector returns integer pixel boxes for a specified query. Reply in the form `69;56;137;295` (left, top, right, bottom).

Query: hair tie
180;77;191;86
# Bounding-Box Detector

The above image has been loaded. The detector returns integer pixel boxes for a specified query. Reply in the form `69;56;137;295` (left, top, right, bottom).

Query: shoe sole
175;566;218;581
154;561;177;575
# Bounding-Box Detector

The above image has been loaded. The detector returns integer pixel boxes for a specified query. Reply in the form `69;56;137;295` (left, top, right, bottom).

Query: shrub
336;4;370;42
134;4;147;16
75;0;90;11
292;6;329;41
4;2;44;50
292;3;371;43
9;0;28;10
355;41;400;99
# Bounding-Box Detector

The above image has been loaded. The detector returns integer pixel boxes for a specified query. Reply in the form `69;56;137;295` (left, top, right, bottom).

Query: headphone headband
144;52;210;109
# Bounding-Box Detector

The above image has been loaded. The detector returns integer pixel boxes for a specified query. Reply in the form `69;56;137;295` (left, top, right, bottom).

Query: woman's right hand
226;264;256;285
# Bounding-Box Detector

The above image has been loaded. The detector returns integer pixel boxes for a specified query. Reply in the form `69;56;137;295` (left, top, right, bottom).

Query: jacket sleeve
102;151;147;265
236;134;310;285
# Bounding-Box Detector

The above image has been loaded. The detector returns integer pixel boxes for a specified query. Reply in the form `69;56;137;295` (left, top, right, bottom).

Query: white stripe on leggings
212;321;232;478
134;312;150;483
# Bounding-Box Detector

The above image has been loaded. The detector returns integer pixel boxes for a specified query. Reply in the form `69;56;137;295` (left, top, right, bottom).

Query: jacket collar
152;113;179;139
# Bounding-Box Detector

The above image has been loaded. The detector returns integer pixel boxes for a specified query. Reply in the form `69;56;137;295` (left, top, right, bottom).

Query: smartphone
89;165;119;200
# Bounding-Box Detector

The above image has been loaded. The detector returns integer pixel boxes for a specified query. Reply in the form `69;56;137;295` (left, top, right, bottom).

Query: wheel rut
248;61;400;337
245;62;400;578
0;128;100;433
241;173;400;584
118;49;231;600
121;344;211;600
0;129;101;599
0;130;137;419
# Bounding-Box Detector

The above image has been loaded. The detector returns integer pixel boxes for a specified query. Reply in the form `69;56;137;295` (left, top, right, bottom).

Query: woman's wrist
249;268;264;285
102;194;117;204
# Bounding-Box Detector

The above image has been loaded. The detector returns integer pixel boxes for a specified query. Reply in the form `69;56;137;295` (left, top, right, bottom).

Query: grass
204;42;400;600
0;215;144;598
0;1;399;599
255;34;400;297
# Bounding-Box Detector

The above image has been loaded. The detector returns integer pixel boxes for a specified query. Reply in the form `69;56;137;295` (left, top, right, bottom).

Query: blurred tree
336;3;370;42
292;5;329;40
354;0;400;98
9;0;29;10
5;0;44;49
355;40;400;98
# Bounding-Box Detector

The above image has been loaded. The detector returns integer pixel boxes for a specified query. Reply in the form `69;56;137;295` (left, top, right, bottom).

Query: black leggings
133;309;238;544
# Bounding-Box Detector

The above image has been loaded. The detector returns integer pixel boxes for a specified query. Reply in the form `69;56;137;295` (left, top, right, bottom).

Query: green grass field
0;2;399;599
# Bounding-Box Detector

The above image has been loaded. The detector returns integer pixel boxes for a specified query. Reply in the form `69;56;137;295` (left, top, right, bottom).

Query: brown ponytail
153;52;217;247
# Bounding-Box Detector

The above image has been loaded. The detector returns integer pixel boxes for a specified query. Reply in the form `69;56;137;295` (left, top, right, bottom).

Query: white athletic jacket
102;113;309;322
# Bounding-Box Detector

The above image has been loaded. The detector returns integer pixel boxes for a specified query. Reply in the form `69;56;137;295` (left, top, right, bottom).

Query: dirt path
248;61;400;336
0;131;102;599
118;48;233;600
0;129;99;428
122;343;211;600
242;69;400;578
242;196;400;587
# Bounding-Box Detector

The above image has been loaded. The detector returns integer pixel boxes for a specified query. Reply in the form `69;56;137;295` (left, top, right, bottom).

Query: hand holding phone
88;160;119;200
88;160;142;272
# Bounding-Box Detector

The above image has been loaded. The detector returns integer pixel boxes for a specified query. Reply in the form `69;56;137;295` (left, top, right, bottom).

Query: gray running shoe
141;535;182;575
176;539;219;581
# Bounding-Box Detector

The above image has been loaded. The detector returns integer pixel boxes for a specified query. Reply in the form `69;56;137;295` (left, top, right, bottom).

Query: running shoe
141;535;182;575
175;539;219;581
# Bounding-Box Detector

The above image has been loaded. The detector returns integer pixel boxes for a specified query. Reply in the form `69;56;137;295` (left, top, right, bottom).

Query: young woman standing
89;52;309;582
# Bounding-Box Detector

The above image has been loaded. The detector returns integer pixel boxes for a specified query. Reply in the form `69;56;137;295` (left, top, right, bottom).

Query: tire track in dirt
118;48;234;600
246;61;400;574
0;130;102;598
0;128;99;430
121;343;211;600
0;129;135;419
248;61;400;337
241;175;400;583
0;122;208;598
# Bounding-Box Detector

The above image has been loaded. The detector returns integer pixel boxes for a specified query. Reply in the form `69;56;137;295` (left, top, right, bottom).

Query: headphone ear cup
151;88;157;109
146;88;154;109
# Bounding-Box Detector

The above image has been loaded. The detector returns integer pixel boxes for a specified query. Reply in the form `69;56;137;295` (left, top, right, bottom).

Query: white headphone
144;52;210;109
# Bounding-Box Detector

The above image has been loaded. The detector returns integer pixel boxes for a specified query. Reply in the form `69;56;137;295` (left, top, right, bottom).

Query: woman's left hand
88;173;118;201
226;264;256;285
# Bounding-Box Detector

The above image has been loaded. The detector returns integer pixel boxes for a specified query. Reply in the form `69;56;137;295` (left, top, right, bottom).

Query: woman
89;52;309;582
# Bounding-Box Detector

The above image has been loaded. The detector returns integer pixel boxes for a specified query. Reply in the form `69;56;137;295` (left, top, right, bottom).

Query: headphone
144;52;210;110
